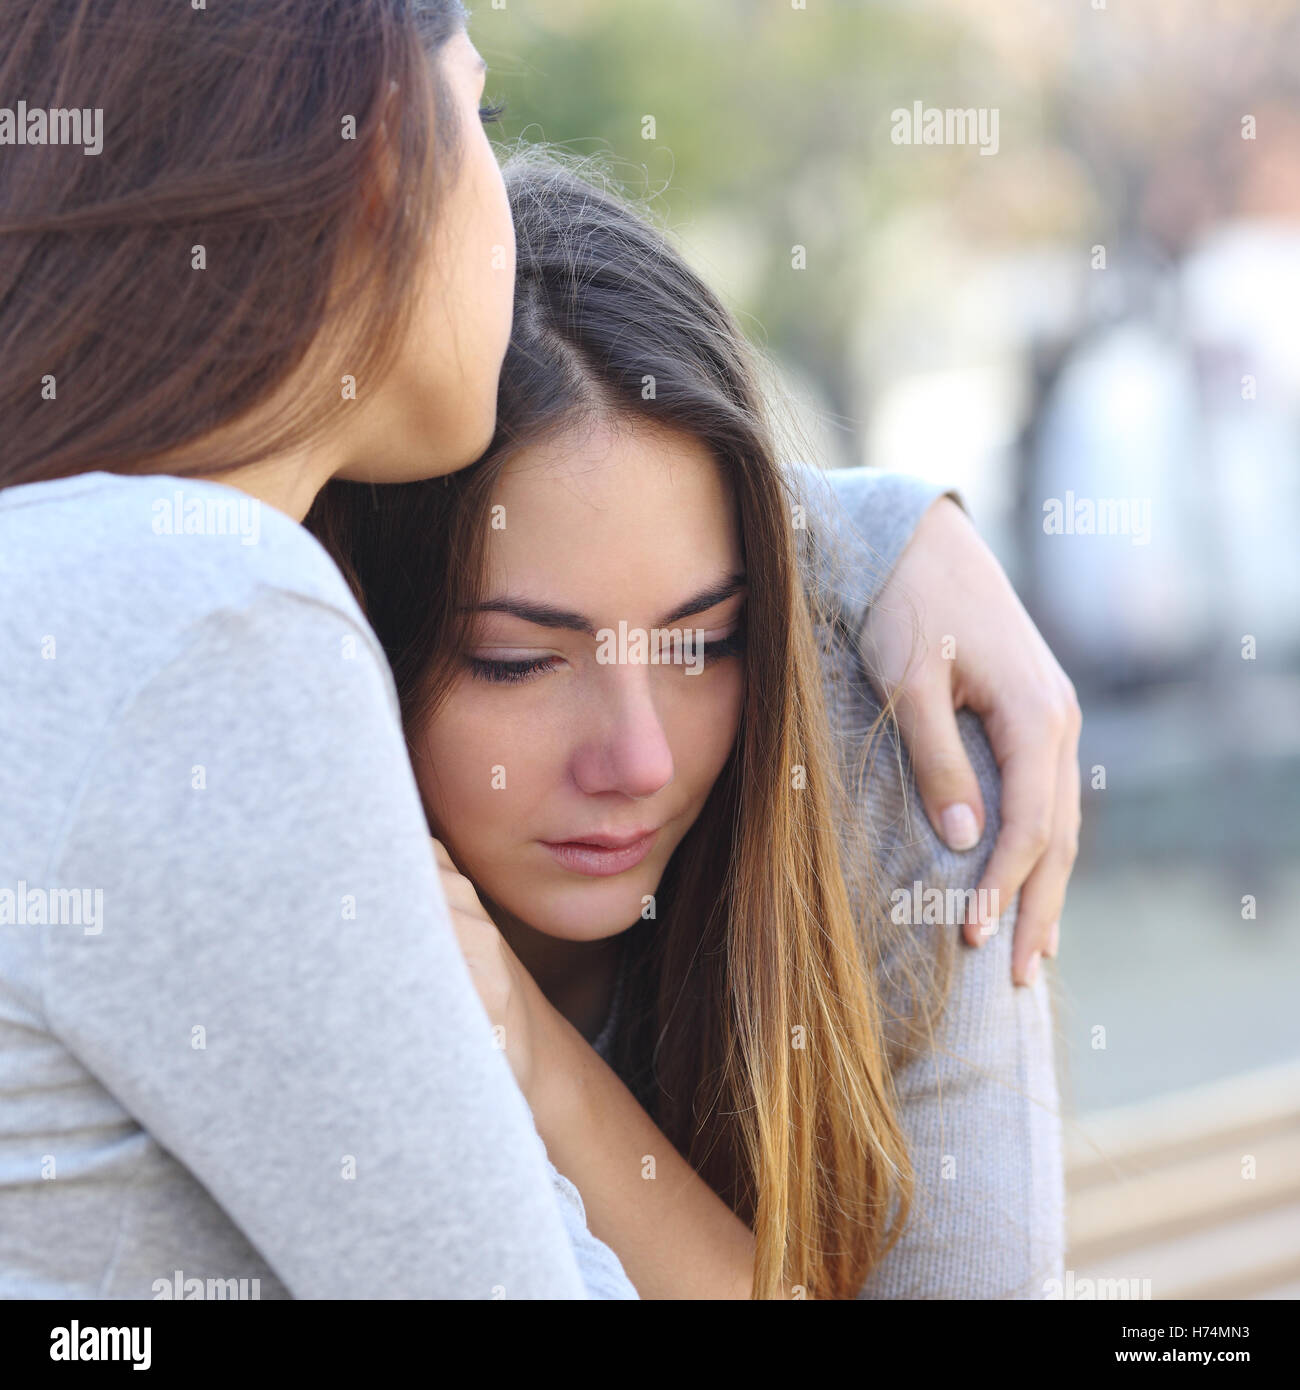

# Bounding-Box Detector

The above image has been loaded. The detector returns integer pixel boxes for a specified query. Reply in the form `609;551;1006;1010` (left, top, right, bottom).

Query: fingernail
940;803;980;852
967;907;999;946
1046;921;1060;957
1021;952;1041;987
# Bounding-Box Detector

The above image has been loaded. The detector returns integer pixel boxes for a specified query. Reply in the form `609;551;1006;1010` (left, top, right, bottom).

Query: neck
150;379;396;524
190;449;339;525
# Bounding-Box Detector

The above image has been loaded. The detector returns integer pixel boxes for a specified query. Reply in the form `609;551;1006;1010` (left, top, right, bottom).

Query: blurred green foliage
475;0;1010;456
473;0;1300;461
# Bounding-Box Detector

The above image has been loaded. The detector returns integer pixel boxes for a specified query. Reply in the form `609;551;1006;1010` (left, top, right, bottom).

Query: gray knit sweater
591;464;1066;1299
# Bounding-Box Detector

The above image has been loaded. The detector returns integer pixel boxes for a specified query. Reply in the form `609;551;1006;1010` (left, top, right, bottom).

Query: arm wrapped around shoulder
825;643;1066;1299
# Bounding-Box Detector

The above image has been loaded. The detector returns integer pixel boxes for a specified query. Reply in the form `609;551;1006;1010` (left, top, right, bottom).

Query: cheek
487;150;516;296
669;664;746;797
417;689;578;884
464;132;515;353
408;138;513;440
416;692;559;867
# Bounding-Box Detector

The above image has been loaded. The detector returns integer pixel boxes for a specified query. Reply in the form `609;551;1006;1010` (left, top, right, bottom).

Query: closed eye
468;654;556;685
467;628;745;687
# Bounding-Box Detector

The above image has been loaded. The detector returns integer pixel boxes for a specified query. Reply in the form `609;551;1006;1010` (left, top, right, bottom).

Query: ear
359;81;403;232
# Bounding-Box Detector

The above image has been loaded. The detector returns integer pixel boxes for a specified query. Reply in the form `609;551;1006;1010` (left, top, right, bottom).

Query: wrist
512;956;586;1142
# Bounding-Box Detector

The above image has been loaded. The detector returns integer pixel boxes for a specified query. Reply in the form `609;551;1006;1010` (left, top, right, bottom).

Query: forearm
527;982;775;1300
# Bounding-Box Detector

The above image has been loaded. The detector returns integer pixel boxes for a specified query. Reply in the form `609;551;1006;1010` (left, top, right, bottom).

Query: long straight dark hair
0;0;468;489
309;145;936;1299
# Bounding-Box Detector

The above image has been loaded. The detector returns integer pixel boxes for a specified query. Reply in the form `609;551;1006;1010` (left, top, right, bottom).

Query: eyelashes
478;99;507;125
468;654;553;686
467;631;747;686
696;631;745;664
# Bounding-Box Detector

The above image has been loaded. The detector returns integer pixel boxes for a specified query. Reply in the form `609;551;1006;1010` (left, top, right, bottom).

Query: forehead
483;420;742;608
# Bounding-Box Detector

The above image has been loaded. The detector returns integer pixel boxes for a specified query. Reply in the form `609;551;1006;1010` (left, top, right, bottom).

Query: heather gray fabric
592;464;1068;1300
0;471;636;1300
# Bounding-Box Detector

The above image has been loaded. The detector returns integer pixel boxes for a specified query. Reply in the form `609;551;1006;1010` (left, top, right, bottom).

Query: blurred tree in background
477;0;1300;469
477;0;1021;465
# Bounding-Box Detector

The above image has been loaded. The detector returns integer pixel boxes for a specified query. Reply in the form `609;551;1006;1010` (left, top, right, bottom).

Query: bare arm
526;967;788;1300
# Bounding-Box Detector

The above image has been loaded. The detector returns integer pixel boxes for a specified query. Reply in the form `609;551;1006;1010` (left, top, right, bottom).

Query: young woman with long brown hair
309;148;1071;1299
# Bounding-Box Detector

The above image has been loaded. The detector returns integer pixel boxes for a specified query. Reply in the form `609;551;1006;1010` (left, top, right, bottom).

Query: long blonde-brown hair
309;144;938;1299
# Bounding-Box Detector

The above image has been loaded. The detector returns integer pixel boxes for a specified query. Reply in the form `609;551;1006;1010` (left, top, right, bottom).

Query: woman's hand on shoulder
860;496;1082;988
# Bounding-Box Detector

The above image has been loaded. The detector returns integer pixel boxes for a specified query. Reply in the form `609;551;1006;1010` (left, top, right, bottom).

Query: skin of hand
858;497;1083;988
433;837;541;1099
432;836;783;1298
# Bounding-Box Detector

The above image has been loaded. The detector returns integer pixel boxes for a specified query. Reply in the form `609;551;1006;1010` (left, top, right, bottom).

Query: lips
539;829;658;877
552;829;656;850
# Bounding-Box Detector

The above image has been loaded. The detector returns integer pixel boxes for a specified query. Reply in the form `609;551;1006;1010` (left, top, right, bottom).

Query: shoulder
784;464;956;628
0;470;389;710
1;471;361;620
783;462;951;538
0;473;401;880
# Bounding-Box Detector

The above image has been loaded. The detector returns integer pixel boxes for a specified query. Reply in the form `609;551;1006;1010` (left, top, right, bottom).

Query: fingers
1008;731;1080;984
891;672;988;857
431;836;490;919
969;727;1061;951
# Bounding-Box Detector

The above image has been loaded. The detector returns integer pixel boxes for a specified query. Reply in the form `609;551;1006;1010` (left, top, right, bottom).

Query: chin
523;879;655;942
398;411;497;482
419;408;498;482
332;451;456;486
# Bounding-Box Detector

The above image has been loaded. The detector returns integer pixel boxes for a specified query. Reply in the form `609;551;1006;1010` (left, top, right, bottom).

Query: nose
570;671;675;800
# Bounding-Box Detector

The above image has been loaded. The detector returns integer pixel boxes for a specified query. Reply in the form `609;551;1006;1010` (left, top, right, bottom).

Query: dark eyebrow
471;574;747;636
659;574;747;627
